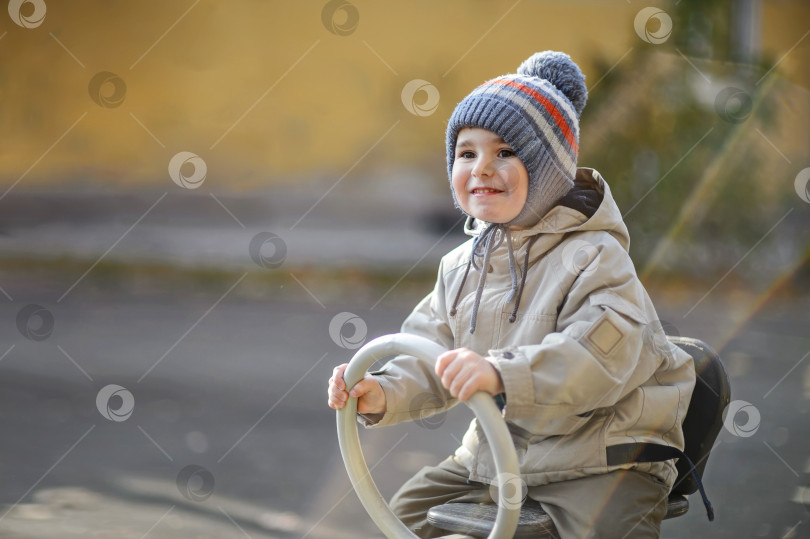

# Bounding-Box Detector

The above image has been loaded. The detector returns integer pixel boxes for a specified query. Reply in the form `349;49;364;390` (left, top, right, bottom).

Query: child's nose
473;157;494;177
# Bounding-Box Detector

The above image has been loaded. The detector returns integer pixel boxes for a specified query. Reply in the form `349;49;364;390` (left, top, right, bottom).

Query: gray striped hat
446;51;588;227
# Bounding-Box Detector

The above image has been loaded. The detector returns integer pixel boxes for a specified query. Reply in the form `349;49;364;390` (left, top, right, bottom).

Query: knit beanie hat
446;51;588;227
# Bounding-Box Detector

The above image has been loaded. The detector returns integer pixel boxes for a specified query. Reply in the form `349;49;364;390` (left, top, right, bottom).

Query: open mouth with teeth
471;187;505;195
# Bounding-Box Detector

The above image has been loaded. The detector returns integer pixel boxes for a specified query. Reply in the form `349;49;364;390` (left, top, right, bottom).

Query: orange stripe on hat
488;78;578;155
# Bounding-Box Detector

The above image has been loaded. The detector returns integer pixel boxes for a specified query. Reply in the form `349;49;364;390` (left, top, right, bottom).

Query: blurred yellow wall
0;0;807;191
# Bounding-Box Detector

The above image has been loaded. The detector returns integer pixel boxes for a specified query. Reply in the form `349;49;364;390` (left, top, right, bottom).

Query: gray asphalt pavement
0;266;808;538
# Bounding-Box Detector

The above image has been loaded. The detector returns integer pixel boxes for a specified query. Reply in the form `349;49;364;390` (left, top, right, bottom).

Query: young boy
328;51;696;538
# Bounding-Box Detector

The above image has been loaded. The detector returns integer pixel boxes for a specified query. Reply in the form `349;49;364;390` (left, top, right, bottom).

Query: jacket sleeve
358;259;458;428
490;239;661;423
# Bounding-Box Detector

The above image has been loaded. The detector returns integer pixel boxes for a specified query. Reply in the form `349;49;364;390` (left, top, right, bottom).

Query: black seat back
667;336;731;495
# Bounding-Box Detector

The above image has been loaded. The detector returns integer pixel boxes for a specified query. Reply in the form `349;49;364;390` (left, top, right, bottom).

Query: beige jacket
364;168;695;489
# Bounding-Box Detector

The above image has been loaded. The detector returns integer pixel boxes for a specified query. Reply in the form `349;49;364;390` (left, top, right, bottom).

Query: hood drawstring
509;234;539;324
449;223;537;334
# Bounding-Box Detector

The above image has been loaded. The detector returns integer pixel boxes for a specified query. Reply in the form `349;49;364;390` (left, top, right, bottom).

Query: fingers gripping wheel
336;333;521;539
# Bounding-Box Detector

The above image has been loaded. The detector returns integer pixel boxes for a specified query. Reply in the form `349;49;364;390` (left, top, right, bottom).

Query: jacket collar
463;168;630;252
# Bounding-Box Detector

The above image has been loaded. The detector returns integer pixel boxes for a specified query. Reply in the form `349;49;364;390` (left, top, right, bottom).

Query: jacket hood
463;168;630;252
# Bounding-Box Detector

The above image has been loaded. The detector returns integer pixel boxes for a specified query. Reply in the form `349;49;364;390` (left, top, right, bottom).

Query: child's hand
327;363;386;414
435;348;505;402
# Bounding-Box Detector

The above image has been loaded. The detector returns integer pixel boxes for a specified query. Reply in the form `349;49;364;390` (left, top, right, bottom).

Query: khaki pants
390;455;669;539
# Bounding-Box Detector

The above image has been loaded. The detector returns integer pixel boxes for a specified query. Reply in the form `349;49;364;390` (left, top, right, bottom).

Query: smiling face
451;127;529;225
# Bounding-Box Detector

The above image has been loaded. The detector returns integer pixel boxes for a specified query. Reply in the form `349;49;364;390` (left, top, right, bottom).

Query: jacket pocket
496;311;556;346
632;385;680;436
609;384;680;443
514;413;595;437
523;409;613;478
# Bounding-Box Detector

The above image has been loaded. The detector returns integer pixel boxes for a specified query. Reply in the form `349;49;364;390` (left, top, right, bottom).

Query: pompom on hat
446;51;588;227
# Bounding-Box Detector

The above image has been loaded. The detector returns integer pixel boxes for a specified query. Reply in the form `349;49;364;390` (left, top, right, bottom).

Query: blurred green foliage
580;40;804;285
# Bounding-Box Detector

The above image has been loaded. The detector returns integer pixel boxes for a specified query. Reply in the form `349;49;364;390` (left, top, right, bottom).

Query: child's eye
498;149;516;158
458;150;475;159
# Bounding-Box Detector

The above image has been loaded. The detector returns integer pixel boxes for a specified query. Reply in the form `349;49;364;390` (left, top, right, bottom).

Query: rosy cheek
451;179;467;205
493;163;522;192
452;166;470;187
